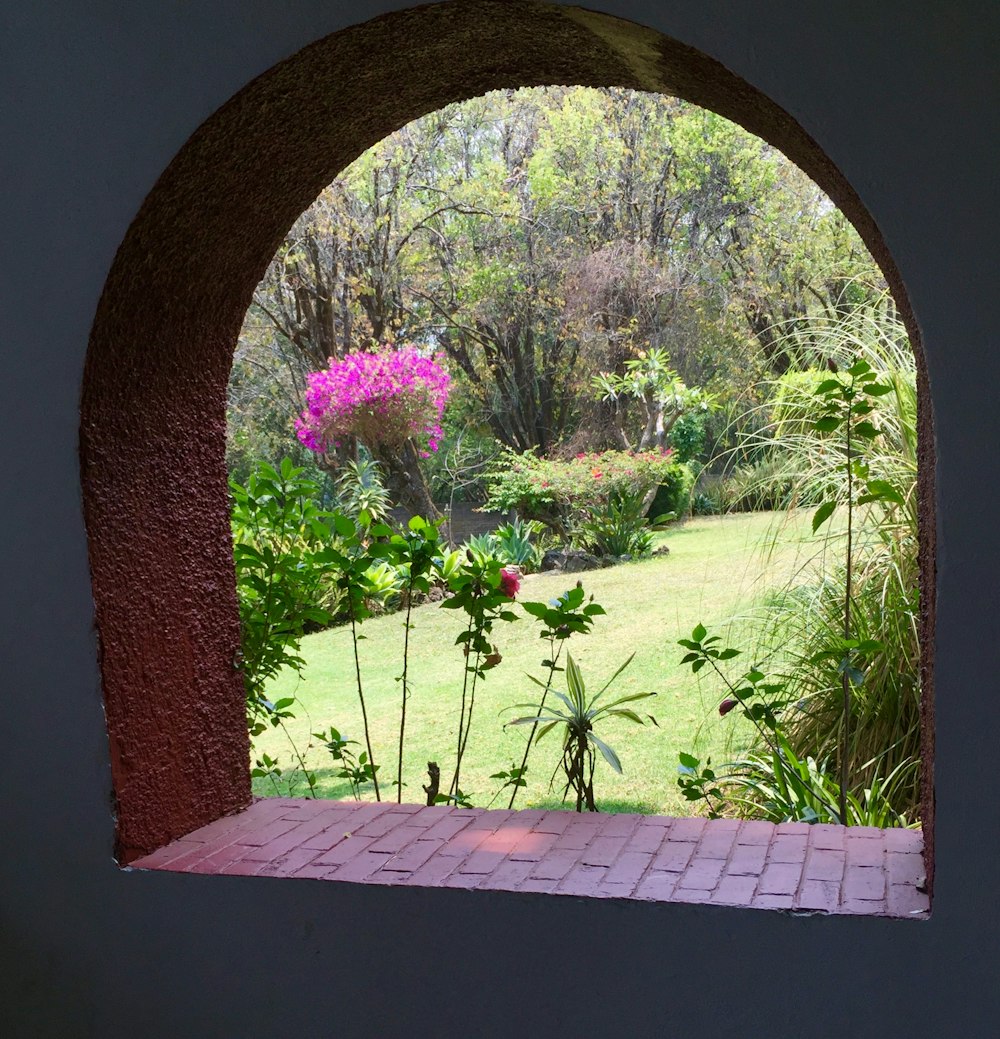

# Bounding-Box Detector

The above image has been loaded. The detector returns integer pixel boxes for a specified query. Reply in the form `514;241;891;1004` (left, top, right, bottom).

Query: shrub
574;487;655;558
645;460;695;520
485;448;686;538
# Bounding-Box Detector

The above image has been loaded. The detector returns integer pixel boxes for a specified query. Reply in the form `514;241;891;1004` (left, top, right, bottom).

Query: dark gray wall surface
1;1;996;1035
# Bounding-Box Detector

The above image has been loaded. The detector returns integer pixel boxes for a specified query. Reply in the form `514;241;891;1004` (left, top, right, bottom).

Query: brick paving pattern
131;799;929;918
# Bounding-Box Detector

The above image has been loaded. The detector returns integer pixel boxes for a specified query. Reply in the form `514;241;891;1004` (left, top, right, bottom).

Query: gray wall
1;2;996;1035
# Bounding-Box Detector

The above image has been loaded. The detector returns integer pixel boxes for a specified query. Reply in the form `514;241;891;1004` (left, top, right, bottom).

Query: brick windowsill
130;799;928;917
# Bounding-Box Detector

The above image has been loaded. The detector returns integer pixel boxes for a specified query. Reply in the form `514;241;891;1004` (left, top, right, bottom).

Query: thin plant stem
396;569;416;804
841;398;854;824
508;636;563;809
278;718;316;798
349;600;380;801
453;647;483;798
450;612;476;801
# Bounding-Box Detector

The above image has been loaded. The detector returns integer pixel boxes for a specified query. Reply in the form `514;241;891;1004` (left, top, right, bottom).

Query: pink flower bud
718;698;738;717
499;567;521;598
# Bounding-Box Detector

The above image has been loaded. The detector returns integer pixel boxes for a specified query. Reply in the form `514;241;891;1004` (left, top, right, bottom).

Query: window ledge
130;799;928;917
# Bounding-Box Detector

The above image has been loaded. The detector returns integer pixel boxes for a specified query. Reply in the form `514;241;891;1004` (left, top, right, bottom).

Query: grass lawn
251;509;818;815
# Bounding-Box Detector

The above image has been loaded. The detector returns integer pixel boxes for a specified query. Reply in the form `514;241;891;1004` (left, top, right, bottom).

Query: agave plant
508;652;656;812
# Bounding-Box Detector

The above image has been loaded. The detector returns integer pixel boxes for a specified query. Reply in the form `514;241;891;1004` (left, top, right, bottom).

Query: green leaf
812;500;836;533
813;415;840;433
692;623;707;642
588;733;622;774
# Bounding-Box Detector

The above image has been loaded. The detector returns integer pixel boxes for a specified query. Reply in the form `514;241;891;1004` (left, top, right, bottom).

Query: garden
230;87;921;828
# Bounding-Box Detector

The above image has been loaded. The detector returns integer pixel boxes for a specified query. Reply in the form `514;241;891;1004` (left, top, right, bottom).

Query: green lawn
251;509;817;815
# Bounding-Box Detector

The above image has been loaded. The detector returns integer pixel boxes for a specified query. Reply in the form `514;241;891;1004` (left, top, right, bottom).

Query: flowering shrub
296;345;450;457
484;448;691;535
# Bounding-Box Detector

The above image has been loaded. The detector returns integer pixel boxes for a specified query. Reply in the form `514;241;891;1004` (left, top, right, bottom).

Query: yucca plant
508;652;657;811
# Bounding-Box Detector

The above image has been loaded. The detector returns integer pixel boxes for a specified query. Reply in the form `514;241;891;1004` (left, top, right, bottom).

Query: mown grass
251;510;815;815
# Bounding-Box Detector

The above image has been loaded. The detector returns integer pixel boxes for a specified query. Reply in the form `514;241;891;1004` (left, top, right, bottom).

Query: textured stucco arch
80;0;933;866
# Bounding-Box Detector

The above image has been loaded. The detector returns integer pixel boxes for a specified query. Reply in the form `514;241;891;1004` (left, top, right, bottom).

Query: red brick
185;842;256;875
726;844;767;876
442;872;484;890
421;813;477;842
458;849;508;875
298;813;358;850
604;851;653;887
532;849;582;881
532;812;574;834
218;858;267;877
368;823;434;854
887;884;930;918
843;866;886;901
808;824;845;850
382;838;445;873
768;835;808;864
651;841;695;873
289;863;336;880
559;864;608;895
846;837;884;867
581;836;627;868
133;840;206;869
886;852;925;887
462;809;503;830
149;842;221;872
240;812;351;860
634;872;678;901
312;834;376;866
327;851;393;882
848;826;884;839
554;823;602;850
627;823;670;854
736;820;775;845
753;893;793;910
804;849;845;882
598;814;642;838
775;822;812;836
840;898;887;915
885;827;922;852
355;810;413;838
232;817;303;847
678;858;724;890
757;862;803;895
669;817;707;842
385;802;424;814
482;859;535;891
435;826;494;859
796;879;840;912
669;887;713;904
712;875;758;905
255;844;324;877
404;855;460;888
507;830;558;862
696;829;737;860
519;878;561;894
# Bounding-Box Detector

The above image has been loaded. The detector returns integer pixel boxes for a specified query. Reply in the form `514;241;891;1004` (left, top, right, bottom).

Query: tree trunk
371;440;447;537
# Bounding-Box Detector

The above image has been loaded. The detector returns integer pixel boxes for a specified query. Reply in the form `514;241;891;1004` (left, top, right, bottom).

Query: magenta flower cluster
296;345;451;457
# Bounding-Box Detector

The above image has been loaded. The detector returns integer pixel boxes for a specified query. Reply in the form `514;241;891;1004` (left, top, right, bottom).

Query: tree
295;346;450;521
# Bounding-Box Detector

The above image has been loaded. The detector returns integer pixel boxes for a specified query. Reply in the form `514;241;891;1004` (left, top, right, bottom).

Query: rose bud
718;698;738;717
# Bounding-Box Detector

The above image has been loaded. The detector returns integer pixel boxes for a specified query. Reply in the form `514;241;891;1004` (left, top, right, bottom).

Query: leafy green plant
437;552;520;802
313;726;380;800
370;515;443;801
335;457;391;522
493;517;544;572
509;583;605;807
509;653;656;812
575;487;656;557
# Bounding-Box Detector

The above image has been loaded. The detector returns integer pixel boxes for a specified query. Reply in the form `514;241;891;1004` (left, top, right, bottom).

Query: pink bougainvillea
295;345;450;456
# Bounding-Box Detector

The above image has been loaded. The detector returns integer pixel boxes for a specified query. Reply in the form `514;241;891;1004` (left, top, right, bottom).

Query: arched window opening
80;2;933;915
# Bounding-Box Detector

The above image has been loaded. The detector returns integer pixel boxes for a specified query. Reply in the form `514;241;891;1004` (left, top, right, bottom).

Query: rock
542;548;607;573
652;545;670;557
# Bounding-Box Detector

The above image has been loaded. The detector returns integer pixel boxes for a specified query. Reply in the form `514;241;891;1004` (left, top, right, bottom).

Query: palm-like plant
508;653;656;811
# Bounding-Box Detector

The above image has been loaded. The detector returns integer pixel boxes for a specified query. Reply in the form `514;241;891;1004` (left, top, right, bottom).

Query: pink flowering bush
296;345;450;457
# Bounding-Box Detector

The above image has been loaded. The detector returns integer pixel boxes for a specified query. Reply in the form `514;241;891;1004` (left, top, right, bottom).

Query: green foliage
313;726;380;801
574;487;656;558
485;448;687;538
645;461;696;521
509;652;657;812
231;459;337;744
334;458;391;522
668;410;708;463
